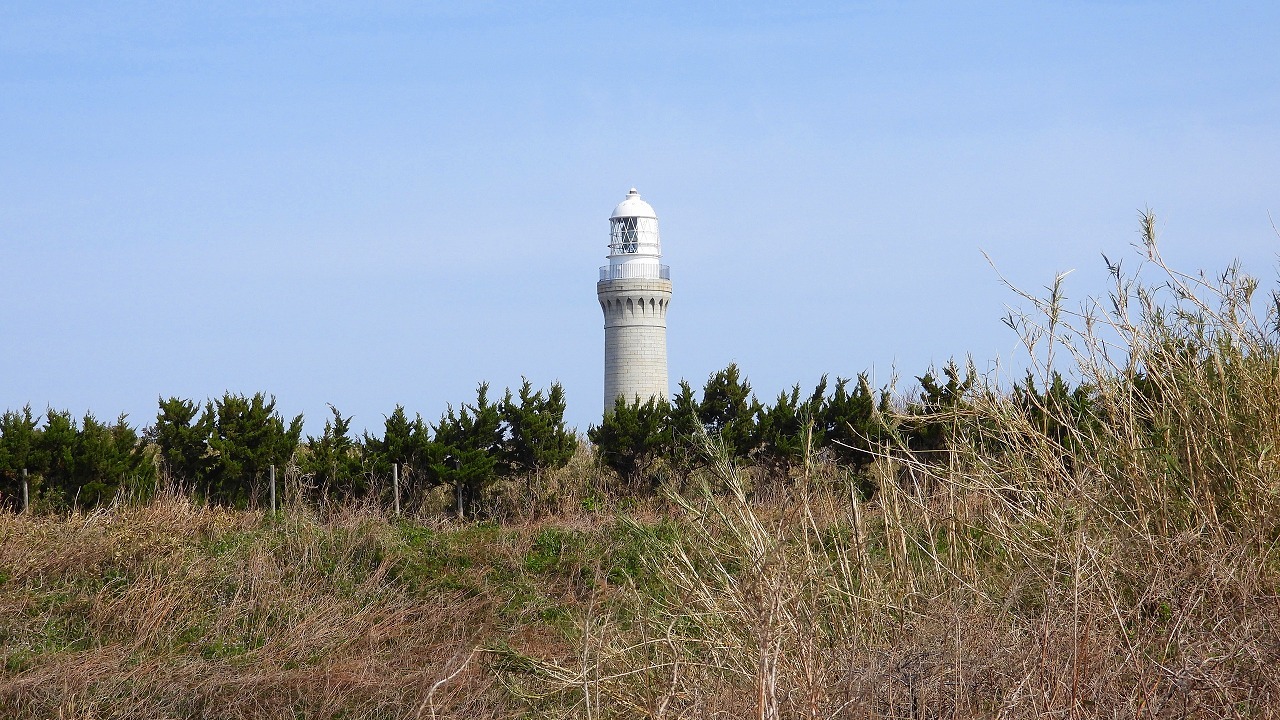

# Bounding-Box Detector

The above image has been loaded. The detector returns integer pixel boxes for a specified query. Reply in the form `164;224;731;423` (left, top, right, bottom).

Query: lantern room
601;188;669;282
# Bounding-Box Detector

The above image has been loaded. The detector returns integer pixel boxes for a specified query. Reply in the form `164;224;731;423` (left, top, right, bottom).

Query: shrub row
0;380;577;516
4;358;1090;516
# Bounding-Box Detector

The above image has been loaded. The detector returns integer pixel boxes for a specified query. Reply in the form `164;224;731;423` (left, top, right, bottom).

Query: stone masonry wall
597;277;672;414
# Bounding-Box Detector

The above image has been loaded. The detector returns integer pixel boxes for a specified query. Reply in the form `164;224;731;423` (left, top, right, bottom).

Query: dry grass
0;499;527;719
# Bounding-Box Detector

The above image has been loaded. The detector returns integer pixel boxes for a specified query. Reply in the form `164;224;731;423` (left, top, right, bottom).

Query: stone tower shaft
598;277;672;413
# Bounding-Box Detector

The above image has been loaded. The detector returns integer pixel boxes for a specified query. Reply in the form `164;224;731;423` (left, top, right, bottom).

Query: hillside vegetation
3;221;1280;718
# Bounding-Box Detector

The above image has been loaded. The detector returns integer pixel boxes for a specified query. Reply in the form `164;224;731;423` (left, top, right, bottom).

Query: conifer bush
203;392;304;506
149;396;215;490
588;395;671;489
0;406;40;509
300;405;368;502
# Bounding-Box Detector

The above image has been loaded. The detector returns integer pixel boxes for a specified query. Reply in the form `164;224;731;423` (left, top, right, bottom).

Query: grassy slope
0;499;665;719
2;473;1277;720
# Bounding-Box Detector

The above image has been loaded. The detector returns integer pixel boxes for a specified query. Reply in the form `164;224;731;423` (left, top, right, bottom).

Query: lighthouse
598;188;672;414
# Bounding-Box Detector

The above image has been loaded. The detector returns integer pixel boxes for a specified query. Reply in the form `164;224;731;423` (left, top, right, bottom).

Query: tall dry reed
512;222;1280;718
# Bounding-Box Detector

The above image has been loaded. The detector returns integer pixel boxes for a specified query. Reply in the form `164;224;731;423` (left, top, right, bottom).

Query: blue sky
2;1;1278;435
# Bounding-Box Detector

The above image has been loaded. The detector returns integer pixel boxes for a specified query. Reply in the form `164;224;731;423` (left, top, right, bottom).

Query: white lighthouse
597;188;672;414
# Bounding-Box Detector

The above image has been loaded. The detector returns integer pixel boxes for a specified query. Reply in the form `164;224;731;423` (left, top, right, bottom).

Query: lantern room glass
610;217;639;253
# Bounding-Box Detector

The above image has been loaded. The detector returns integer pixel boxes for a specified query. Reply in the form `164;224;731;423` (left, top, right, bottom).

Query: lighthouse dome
610;188;657;220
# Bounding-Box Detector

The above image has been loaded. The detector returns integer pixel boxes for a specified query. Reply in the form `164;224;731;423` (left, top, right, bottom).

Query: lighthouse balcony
599;264;671;281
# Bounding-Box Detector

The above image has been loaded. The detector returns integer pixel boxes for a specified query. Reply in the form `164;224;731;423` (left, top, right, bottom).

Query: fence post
22;468;29;513
392;463;401;517
269;464;276;514
450;455;464;520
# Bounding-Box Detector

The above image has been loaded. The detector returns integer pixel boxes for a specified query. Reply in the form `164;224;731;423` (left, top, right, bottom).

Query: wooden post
269;464;276;514
392;463;401;516
450;455;463;520
22;468;29;513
